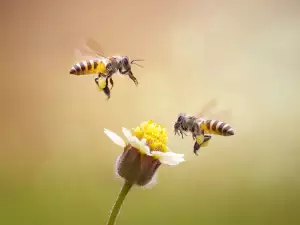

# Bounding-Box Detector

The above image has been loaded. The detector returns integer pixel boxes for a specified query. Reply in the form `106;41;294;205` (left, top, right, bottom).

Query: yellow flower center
132;120;168;152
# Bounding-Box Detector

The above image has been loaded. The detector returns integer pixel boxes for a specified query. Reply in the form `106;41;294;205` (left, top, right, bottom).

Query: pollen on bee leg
200;141;209;147
95;77;108;91
116;144;161;186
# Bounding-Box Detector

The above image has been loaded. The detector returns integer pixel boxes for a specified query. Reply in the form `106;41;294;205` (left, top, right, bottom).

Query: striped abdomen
201;120;234;136
69;59;106;75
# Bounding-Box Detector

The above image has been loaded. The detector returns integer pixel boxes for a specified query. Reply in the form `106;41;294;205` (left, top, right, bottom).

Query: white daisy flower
104;120;185;186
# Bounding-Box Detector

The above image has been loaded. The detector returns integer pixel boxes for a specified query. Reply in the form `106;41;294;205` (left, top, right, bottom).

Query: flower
104;120;185;186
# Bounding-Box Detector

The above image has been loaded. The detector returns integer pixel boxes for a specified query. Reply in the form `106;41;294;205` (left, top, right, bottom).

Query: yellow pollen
97;77;107;90
132;120;168;152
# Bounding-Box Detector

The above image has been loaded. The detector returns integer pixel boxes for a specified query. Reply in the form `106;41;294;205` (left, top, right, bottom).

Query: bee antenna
131;59;144;68
131;62;144;68
131;59;144;62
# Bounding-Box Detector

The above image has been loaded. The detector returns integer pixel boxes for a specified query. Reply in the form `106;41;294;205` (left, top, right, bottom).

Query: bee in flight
174;100;235;155
69;55;113;99
69;38;143;99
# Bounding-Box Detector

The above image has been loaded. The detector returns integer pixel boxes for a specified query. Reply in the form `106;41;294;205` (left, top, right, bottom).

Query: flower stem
106;181;133;225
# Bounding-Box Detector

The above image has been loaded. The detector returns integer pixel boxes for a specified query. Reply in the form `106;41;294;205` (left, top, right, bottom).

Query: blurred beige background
1;0;300;224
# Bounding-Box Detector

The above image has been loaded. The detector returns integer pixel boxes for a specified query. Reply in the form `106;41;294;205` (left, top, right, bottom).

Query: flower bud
116;144;161;186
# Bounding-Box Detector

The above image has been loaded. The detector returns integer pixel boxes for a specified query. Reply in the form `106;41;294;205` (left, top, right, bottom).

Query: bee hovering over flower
174;99;235;155
69;38;143;100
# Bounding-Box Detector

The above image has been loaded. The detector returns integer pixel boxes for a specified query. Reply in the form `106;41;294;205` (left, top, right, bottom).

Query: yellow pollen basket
196;135;205;145
132;120;168;152
97;77;107;91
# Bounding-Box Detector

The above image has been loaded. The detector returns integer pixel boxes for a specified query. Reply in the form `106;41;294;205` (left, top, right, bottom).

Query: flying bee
69;47;115;99
69;58;113;99
71;38;143;95
101;55;144;90
174;99;235;155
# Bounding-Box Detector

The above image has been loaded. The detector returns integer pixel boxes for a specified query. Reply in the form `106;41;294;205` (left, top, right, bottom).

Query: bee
70;38;143;99
174;100;235;155
69;51;114;99
69;57;114;98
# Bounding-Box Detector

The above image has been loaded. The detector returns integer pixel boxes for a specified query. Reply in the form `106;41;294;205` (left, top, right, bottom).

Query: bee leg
196;135;212;154
193;137;210;155
103;86;111;100
174;130;178;136
98;73;103;77
204;135;212;143
109;78;114;90
119;68;130;75
179;130;185;139
96;76;110;100
95;72;106;87
193;142;201;156
199;135;212;148
119;69;138;85
94;77;99;86
192;133;197;140
128;71;139;86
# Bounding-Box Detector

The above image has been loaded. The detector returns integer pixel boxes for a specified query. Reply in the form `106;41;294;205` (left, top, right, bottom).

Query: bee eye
122;58;128;65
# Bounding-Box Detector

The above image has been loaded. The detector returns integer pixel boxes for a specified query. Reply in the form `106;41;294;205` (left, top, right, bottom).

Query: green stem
106;181;133;225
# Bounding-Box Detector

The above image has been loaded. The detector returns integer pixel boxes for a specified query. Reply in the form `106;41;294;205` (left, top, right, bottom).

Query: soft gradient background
1;0;300;224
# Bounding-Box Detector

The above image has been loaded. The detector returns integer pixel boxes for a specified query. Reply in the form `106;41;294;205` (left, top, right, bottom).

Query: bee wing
74;48;100;61
196;98;233;122
206;109;233;123
73;37;107;61
196;98;218;118
84;37;107;58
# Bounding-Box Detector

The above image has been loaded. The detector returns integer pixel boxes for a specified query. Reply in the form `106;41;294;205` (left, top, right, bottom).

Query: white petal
164;151;185;158
104;128;125;148
166;146;172;152
139;138;151;155
128;137;142;149
151;151;185;165
127;136;151;155
139;144;151;155
122;127;133;141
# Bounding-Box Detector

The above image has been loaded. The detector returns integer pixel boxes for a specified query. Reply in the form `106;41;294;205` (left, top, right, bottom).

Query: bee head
121;56;131;71
174;113;185;131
